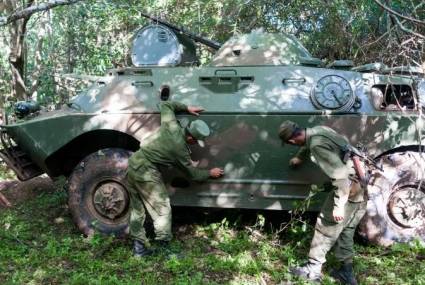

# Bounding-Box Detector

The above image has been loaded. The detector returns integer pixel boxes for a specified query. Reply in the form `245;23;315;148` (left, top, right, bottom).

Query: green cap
278;120;299;145
187;119;211;147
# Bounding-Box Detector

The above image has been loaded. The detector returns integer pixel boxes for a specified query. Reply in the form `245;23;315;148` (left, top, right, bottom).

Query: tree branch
0;0;84;27
391;14;425;39
374;0;425;25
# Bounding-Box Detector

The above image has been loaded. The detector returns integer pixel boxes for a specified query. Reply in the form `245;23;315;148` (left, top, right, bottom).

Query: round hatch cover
311;75;355;111
132;25;181;66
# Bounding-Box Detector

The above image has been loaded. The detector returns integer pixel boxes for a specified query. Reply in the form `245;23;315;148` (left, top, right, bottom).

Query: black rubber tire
68;148;132;236
358;151;425;246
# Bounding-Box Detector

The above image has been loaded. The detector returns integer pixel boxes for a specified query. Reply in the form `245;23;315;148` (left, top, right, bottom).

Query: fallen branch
0;180;19;191
0;180;18;208
0;191;12;207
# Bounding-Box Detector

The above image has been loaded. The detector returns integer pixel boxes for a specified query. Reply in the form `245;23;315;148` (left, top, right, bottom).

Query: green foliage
1;181;424;284
0;0;423;107
0;163;16;180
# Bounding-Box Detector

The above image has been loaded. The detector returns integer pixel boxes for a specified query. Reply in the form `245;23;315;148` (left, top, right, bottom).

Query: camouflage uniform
294;126;367;273
127;101;210;244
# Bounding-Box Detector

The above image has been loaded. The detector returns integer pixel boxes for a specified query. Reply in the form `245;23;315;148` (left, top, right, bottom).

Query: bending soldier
279;120;367;285
127;101;224;257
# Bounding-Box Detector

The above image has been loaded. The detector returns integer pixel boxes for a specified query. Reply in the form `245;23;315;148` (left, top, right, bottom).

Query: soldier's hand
209;168;224;178
187;106;204;116
289;157;303;168
332;208;345;222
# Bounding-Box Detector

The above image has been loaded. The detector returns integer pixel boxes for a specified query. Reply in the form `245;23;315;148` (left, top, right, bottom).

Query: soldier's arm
295;146;310;161
310;145;348;179
289;146;310;167
175;150;210;182
159;101;188;124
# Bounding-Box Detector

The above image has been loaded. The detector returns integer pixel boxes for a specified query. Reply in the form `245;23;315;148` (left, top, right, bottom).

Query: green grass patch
1;184;424;284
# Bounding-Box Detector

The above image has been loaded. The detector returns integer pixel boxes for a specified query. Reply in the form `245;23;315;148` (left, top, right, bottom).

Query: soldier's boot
290;263;322;283
331;263;358;285
133;240;154;257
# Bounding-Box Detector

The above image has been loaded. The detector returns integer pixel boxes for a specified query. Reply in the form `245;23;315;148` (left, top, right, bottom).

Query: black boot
331;263;358;285
133;240;153;257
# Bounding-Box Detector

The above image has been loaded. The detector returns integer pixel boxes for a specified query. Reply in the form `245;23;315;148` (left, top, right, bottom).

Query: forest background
0;1;425;284
0;0;424;109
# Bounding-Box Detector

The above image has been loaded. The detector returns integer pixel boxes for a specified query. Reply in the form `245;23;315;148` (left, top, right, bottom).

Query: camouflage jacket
128;101;210;182
295;126;365;205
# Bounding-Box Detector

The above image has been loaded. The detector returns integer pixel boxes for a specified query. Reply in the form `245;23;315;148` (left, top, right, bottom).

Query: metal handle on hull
215;69;237;76
132;81;154;87
282;78;306;84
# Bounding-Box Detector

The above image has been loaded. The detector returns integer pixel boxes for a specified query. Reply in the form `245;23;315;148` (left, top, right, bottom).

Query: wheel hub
388;186;425;228
93;181;128;220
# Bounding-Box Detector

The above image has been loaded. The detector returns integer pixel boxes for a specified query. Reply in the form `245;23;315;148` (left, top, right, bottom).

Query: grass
0;181;424;285
0;162;16;180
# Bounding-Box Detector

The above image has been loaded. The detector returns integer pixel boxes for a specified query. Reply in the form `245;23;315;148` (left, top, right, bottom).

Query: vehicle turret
210;30;322;67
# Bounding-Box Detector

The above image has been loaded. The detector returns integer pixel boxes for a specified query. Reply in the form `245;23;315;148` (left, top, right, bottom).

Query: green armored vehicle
1;15;424;247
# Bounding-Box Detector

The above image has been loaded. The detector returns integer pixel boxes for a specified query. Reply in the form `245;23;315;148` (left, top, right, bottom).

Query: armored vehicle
1;15;424;247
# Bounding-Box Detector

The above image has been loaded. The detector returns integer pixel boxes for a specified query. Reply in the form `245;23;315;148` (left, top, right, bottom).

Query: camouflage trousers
308;190;367;267
126;167;173;245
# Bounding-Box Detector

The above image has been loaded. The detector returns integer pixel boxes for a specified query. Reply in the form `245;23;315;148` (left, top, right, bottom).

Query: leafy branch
0;0;84;27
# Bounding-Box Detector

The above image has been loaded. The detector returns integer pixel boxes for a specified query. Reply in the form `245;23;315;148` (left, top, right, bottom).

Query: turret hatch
131;24;198;67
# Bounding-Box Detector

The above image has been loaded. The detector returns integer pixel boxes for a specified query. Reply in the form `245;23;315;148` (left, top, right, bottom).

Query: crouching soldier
127;101;224;257
279;121;367;285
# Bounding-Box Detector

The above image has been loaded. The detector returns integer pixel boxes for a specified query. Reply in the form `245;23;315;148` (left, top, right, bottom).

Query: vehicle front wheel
358;151;425;246
68;148;132;236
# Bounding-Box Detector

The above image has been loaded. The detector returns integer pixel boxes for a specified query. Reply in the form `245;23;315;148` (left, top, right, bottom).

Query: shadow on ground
0;175;318;232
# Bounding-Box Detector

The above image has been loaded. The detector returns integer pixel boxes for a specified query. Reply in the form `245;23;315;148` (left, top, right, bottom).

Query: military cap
279;120;299;145
187;119;211;147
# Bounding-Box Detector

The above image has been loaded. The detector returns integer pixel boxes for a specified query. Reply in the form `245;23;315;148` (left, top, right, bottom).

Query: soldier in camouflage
279;120;367;285
127;101;224;257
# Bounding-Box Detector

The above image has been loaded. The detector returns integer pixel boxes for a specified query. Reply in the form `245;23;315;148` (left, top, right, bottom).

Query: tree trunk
3;0;80;101
6;0;34;101
28;10;50;98
9;17;29;101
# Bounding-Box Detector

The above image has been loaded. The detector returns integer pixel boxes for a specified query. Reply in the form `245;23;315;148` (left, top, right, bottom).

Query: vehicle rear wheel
68;148;132;236
358;151;425;246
